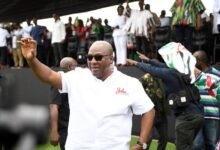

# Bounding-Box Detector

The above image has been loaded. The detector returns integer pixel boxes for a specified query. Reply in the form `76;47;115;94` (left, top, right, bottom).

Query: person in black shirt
50;57;77;150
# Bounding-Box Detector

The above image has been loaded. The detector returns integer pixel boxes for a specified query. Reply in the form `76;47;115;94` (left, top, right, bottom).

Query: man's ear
108;55;113;63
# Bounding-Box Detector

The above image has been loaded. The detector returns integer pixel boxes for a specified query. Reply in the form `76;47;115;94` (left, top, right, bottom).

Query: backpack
167;70;201;109
140;73;167;113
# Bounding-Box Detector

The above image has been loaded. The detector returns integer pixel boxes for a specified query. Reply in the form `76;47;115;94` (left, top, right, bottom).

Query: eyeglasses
87;54;110;61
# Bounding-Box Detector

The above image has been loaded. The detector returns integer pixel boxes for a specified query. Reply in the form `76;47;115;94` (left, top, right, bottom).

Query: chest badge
116;88;127;95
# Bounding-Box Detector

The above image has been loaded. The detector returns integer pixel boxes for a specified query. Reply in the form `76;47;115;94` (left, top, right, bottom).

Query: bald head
89;41;113;55
60;57;77;72
193;50;210;70
193;50;209;65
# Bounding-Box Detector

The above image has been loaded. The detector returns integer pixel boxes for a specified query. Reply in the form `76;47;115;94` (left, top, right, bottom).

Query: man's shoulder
207;67;220;77
144;10;153;17
116;70;140;83
63;67;91;78
65;67;88;72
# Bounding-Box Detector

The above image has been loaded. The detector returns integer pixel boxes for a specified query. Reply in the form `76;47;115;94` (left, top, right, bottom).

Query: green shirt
170;0;205;27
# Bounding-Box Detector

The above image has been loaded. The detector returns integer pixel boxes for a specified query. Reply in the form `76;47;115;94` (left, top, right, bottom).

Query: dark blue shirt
30;25;44;45
136;60;203;116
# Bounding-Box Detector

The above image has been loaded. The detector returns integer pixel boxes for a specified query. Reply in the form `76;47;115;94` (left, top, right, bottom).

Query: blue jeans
193;119;219;150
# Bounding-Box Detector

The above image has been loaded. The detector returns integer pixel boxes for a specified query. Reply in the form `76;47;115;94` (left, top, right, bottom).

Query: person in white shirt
125;0;154;56
11;23;24;68
51;14;66;67
0;26;10;69
18;38;155;150
159;10;170;27
111;5;128;67
213;0;220;33
22;19;33;38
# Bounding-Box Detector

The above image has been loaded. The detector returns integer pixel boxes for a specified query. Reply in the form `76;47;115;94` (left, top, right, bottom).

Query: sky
25;0;214;31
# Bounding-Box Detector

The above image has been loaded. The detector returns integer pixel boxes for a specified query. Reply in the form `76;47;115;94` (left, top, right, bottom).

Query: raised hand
126;0;130;7
17;37;37;60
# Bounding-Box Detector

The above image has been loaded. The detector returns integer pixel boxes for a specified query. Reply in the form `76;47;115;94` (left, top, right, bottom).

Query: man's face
52;14;57;20
139;1;144;10
117;7;124;15
87;47;112;80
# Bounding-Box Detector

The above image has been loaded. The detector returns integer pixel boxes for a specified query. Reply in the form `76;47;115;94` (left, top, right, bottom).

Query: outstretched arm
125;0;131;17
127;59;173;80
126;0;130;6
136;51;150;62
136;51;167;67
17;37;62;90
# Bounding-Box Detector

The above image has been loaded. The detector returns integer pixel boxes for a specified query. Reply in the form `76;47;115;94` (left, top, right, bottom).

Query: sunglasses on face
87;54;110;61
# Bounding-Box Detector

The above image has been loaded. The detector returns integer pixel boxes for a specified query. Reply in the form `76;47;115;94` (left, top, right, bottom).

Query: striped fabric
195;72;220;120
207;67;220;77
170;0;205;27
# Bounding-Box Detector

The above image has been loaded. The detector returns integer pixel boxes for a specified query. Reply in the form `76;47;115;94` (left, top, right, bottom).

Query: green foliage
36;136;176;150
36;144;60;150
130;136;176;150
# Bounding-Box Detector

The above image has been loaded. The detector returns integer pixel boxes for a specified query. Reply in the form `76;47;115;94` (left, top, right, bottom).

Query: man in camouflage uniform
140;73;170;150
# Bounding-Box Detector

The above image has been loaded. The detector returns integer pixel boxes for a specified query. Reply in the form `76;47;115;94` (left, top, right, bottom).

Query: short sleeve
59;68;89;94
59;71;69;94
131;79;154;115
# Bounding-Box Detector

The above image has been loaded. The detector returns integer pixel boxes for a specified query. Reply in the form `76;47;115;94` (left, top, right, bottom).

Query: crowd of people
0;0;220;150
0;0;219;70
0;14;115;69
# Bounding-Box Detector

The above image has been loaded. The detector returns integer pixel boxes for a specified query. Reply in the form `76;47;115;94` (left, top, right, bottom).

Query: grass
36;136;176;150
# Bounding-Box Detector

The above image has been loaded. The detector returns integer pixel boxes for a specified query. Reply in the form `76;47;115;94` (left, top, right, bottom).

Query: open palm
17;37;37;60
